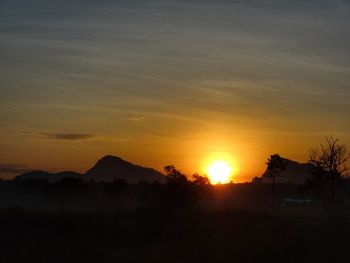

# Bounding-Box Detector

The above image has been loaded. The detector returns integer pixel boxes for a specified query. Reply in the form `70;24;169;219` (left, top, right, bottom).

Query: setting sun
207;160;233;184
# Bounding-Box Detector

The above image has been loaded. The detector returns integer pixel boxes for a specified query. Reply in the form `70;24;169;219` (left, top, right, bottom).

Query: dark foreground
1;207;350;263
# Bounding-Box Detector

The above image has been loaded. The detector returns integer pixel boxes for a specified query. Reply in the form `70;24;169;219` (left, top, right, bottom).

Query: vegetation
1;205;350;263
265;154;287;210
309;136;350;178
309;136;350;206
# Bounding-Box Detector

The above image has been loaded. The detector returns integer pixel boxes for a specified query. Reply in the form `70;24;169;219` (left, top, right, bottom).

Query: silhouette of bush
164;165;188;184
192;173;210;186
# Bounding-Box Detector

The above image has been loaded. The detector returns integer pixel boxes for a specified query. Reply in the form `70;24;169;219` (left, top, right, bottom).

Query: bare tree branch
309;136;350;178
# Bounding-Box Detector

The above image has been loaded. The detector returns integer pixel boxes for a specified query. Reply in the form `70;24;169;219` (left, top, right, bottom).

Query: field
1;206;350;262
1;180;350;262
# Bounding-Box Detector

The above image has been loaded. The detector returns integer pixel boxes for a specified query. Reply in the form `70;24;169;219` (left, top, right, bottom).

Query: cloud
128;117;145;122
18;130;124;142
0;163;28;174
14;130;97;141
43;133;96;140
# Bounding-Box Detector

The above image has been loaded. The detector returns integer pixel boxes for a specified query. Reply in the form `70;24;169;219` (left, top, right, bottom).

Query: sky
0;0;350;181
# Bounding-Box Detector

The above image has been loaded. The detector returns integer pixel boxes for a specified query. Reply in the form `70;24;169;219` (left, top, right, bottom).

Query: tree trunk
331;173;335;209
273;174;276;211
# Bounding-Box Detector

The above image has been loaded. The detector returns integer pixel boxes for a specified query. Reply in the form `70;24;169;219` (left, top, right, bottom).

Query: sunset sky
1;0;349;182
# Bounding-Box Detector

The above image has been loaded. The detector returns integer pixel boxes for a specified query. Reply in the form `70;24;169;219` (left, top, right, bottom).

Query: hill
83;155;166;183
15;171;82;183
261;156;316;184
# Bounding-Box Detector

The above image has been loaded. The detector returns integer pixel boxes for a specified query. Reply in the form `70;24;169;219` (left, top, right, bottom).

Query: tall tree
309;136;350;205
266;154;287;210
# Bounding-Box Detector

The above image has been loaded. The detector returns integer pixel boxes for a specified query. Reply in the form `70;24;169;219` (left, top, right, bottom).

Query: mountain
15;171;82;183
83;155;166;183
261;156;316;185
15;171;51;181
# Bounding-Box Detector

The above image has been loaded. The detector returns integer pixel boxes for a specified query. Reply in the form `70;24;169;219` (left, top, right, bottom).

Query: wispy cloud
18;130;129;142
43;133;96;140
0;163;28;174
128;117;145;122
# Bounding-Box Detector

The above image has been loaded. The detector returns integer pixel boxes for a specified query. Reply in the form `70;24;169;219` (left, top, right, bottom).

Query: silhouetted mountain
15;171;50;181
261;156;316;184
15;171;82;183
83;155;165;183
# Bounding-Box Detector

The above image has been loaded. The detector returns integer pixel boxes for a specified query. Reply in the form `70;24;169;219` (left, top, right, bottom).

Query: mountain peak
96;155;129;165
100;155;124;161
84;155;165;183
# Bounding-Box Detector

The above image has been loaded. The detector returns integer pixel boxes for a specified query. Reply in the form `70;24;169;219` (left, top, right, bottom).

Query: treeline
2;176;350;212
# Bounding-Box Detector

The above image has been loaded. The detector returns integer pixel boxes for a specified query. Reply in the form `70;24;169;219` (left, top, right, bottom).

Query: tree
309;136;350;206
192;173;210;186
164;165;188;183
163;165;195;206
265;154;287;210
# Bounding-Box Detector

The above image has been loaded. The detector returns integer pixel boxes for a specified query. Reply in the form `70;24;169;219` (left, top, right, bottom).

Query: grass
1;207;350;263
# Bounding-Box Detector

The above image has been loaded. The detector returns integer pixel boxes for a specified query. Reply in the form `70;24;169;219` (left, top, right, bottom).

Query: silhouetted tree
266;154;287;210
164;165;188;183
309;136;350;206
163;165;197;206
192;173;210;186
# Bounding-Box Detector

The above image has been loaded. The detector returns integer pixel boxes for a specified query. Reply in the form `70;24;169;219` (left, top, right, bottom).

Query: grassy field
1;207;350;263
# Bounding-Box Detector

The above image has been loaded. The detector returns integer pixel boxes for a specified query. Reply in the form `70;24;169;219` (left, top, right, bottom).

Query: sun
207;160;233;184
